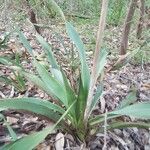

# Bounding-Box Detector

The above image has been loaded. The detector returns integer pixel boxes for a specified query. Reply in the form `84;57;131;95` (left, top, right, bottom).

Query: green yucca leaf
33;59;67;106
4;120;17;141
0;76;20;89
16;28;68;106
0;32;11;50
1;100;75;150
108;121;150;130
0;56;23;69
61;71;77;122
76;76;88;125
116;90;137;110
22;71;53;96
0;56;13;65
66;22;90;93
0;114;17;141
1;127;53;150
0;76;24;92
110;102;150;119
36;33;58;69
95;48;108;80
89;114;120;126
89;90;138;126
14;73;26;91
46;0;66;21
0;76;14;86
90;102;150;126
0;98;65;121
36;34;65;85
16;29;33;56
51;68;64;85
89;84;103;114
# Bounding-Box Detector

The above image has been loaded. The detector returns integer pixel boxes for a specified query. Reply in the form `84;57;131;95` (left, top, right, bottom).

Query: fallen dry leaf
6;117;18;124
55;132;65;150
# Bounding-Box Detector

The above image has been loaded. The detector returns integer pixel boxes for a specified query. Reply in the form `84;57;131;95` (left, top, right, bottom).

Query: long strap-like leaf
110;102;150;119
45;0;66;22
66;22;90;93
17;29;33;56
0;98;65;121
33;59;67;106
1;100;76;150
36;33;58;69
36;33;65;85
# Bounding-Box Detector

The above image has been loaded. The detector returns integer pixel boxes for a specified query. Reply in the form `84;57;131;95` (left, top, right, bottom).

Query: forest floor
0;17;150;150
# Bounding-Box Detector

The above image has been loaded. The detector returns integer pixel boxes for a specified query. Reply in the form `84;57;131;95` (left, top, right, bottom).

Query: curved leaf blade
90;84;103;114
36;34;65;85
61;71;76;118
89;102;150;126
66;22;90;92
76;76;88;125
36;33;58;69
116;90;137;110
110;102;150;119
0;56;12;65
16;29;33;56
95;48;108;79
0;114;17;141
89;114;120;126
1;100;75;150
108;121;150;130
46;0;66;21
0;98;65;121
33;59;67;106
22;71;53;96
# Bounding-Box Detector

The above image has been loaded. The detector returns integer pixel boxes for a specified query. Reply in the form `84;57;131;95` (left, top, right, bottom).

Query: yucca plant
0;0;150;149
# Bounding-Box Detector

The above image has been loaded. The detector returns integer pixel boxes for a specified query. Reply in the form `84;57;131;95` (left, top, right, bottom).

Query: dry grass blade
102;109;108;150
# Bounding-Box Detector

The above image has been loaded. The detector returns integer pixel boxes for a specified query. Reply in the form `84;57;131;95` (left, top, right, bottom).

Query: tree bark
136;0;145;39
145;6;150;29
28;9;40;34
26;0;40;34
119;0;138;55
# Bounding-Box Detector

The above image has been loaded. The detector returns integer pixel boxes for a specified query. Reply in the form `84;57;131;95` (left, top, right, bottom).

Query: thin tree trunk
26;0;40;34
119;0;138;55
145;6;150;29
136;0;145;39
29;10;40;34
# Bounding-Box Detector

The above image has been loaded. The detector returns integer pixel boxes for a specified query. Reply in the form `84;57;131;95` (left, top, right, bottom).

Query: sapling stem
84;0;108;123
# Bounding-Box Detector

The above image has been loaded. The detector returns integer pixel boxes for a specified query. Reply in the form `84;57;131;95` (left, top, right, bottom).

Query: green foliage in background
10;0;128;26
107;0;128;26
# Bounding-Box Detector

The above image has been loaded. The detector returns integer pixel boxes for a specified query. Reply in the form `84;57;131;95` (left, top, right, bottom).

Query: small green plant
0;54;26;92
0;32;26;92
0;0;150;149
0;33;10;50
0;114;17;141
